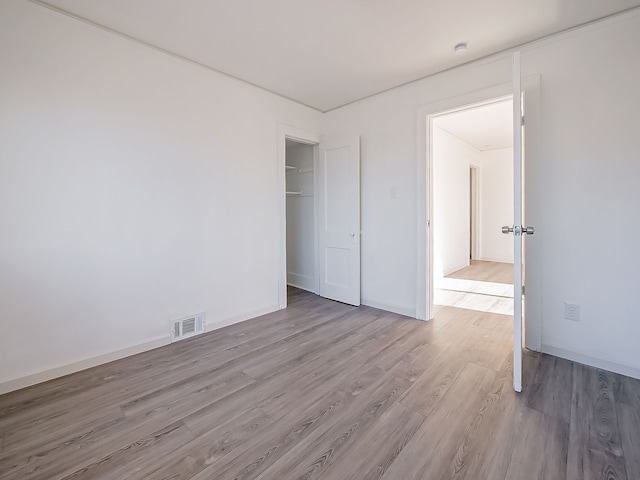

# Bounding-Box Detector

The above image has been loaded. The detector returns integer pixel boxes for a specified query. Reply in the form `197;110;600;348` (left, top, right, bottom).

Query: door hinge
522;285;525;296
521;115;525;126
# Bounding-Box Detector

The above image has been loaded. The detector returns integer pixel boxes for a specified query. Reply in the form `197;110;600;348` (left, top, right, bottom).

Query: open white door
318;136;360;306
504;53;535;392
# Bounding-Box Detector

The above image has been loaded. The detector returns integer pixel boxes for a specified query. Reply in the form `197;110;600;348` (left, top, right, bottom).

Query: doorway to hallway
430;98;515;316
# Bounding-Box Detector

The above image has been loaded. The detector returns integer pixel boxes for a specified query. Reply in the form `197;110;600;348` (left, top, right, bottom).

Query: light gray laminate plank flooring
1;282;639;479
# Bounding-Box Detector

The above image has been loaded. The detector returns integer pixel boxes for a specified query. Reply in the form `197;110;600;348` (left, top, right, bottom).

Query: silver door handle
502;225;535;235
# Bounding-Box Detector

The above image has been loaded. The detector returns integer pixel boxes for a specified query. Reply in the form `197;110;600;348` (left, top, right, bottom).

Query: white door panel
319;136;360;306
512;52;524;393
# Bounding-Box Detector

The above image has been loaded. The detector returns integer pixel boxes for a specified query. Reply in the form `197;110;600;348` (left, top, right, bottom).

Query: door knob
502;225;535;235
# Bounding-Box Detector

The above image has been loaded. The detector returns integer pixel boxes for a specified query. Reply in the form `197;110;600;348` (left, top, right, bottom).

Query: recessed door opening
285;139;318;301
431;97;516;316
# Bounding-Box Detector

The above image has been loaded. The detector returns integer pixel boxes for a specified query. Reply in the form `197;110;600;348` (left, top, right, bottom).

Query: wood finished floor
1;288;639;479
446;260;514;284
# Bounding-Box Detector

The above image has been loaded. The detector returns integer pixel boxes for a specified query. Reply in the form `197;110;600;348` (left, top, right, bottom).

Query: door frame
277;124;320;310
416;76;542;352
469;164;480;261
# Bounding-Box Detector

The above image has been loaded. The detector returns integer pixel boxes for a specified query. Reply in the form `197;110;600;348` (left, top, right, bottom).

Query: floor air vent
171;312;205;342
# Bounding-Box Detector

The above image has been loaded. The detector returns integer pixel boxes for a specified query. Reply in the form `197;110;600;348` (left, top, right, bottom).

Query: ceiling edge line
323;5;640;114
27;0;326;113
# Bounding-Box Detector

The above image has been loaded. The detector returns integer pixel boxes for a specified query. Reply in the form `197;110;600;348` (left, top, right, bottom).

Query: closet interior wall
285;142;316;292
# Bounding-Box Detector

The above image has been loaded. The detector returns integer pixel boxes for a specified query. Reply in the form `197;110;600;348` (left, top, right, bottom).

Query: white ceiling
434;99;513;152
38;0;640;112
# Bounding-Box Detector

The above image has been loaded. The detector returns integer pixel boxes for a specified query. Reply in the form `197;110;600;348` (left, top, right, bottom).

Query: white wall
3;2;640;392
0;0;321;392
433;127;513;275
432;126;477;276
286;143;316;291
479;147;513;263
321;11;640;377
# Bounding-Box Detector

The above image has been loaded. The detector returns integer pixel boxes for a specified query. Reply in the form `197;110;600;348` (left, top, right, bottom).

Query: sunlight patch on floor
435;276;513;298
434;277;514;315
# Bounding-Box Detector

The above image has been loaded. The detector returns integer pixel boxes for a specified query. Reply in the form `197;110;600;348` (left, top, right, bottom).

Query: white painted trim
277;124;320;310
286;273;316;293
0;334;170;395
512;52;523;393
27;0;640;114
28;0;324;112
441;261;471;278
0;303;282;395
325;6;640;113
478;257;513;264
361;298;417;318
205;304;280;333
542;343;640;381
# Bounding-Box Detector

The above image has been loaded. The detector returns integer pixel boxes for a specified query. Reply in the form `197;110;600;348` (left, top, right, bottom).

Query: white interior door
318;136;360;306
513;53;524;393
507;52;536;392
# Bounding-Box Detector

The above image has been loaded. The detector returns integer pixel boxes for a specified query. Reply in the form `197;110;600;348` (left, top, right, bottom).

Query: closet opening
285;138;319;301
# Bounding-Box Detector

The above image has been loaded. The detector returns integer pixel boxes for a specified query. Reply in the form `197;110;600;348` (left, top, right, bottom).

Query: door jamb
277;124;320;310
470;164;480;261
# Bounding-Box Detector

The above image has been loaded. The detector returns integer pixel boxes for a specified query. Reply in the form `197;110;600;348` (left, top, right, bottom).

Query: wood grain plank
398;334;487;418
618;402;640;480
60;421;194;480
1;281;638;480
613;372;640;410
252;361;422;480
505;408;569;480
128;406;274;480
526;353;573;423
566;363;627;480
380;362;496;480
187;388;356;480
319;402;425;480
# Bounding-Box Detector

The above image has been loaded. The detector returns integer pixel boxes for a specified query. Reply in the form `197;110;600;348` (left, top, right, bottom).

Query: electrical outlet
564;302;580;322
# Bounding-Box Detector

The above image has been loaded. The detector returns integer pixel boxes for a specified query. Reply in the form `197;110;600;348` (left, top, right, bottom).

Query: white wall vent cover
170;312;206;342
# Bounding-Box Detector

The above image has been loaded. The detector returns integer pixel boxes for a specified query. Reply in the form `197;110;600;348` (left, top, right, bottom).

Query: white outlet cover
564;302;580;321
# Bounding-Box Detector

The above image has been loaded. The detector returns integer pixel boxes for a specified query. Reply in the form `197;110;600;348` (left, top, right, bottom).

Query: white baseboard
478;257;513;264
286;273;316;293
361;298;417;318
0;334;170;395
542;343;640;380
205;304;280;333
0;304;282;395
442;261;470;277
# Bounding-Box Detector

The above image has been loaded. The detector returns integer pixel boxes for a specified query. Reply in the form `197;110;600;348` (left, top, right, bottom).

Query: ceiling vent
171;312;205;342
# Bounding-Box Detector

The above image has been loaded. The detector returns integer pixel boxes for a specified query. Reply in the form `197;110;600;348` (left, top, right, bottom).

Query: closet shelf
286;191;302;195
285;166;313;174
